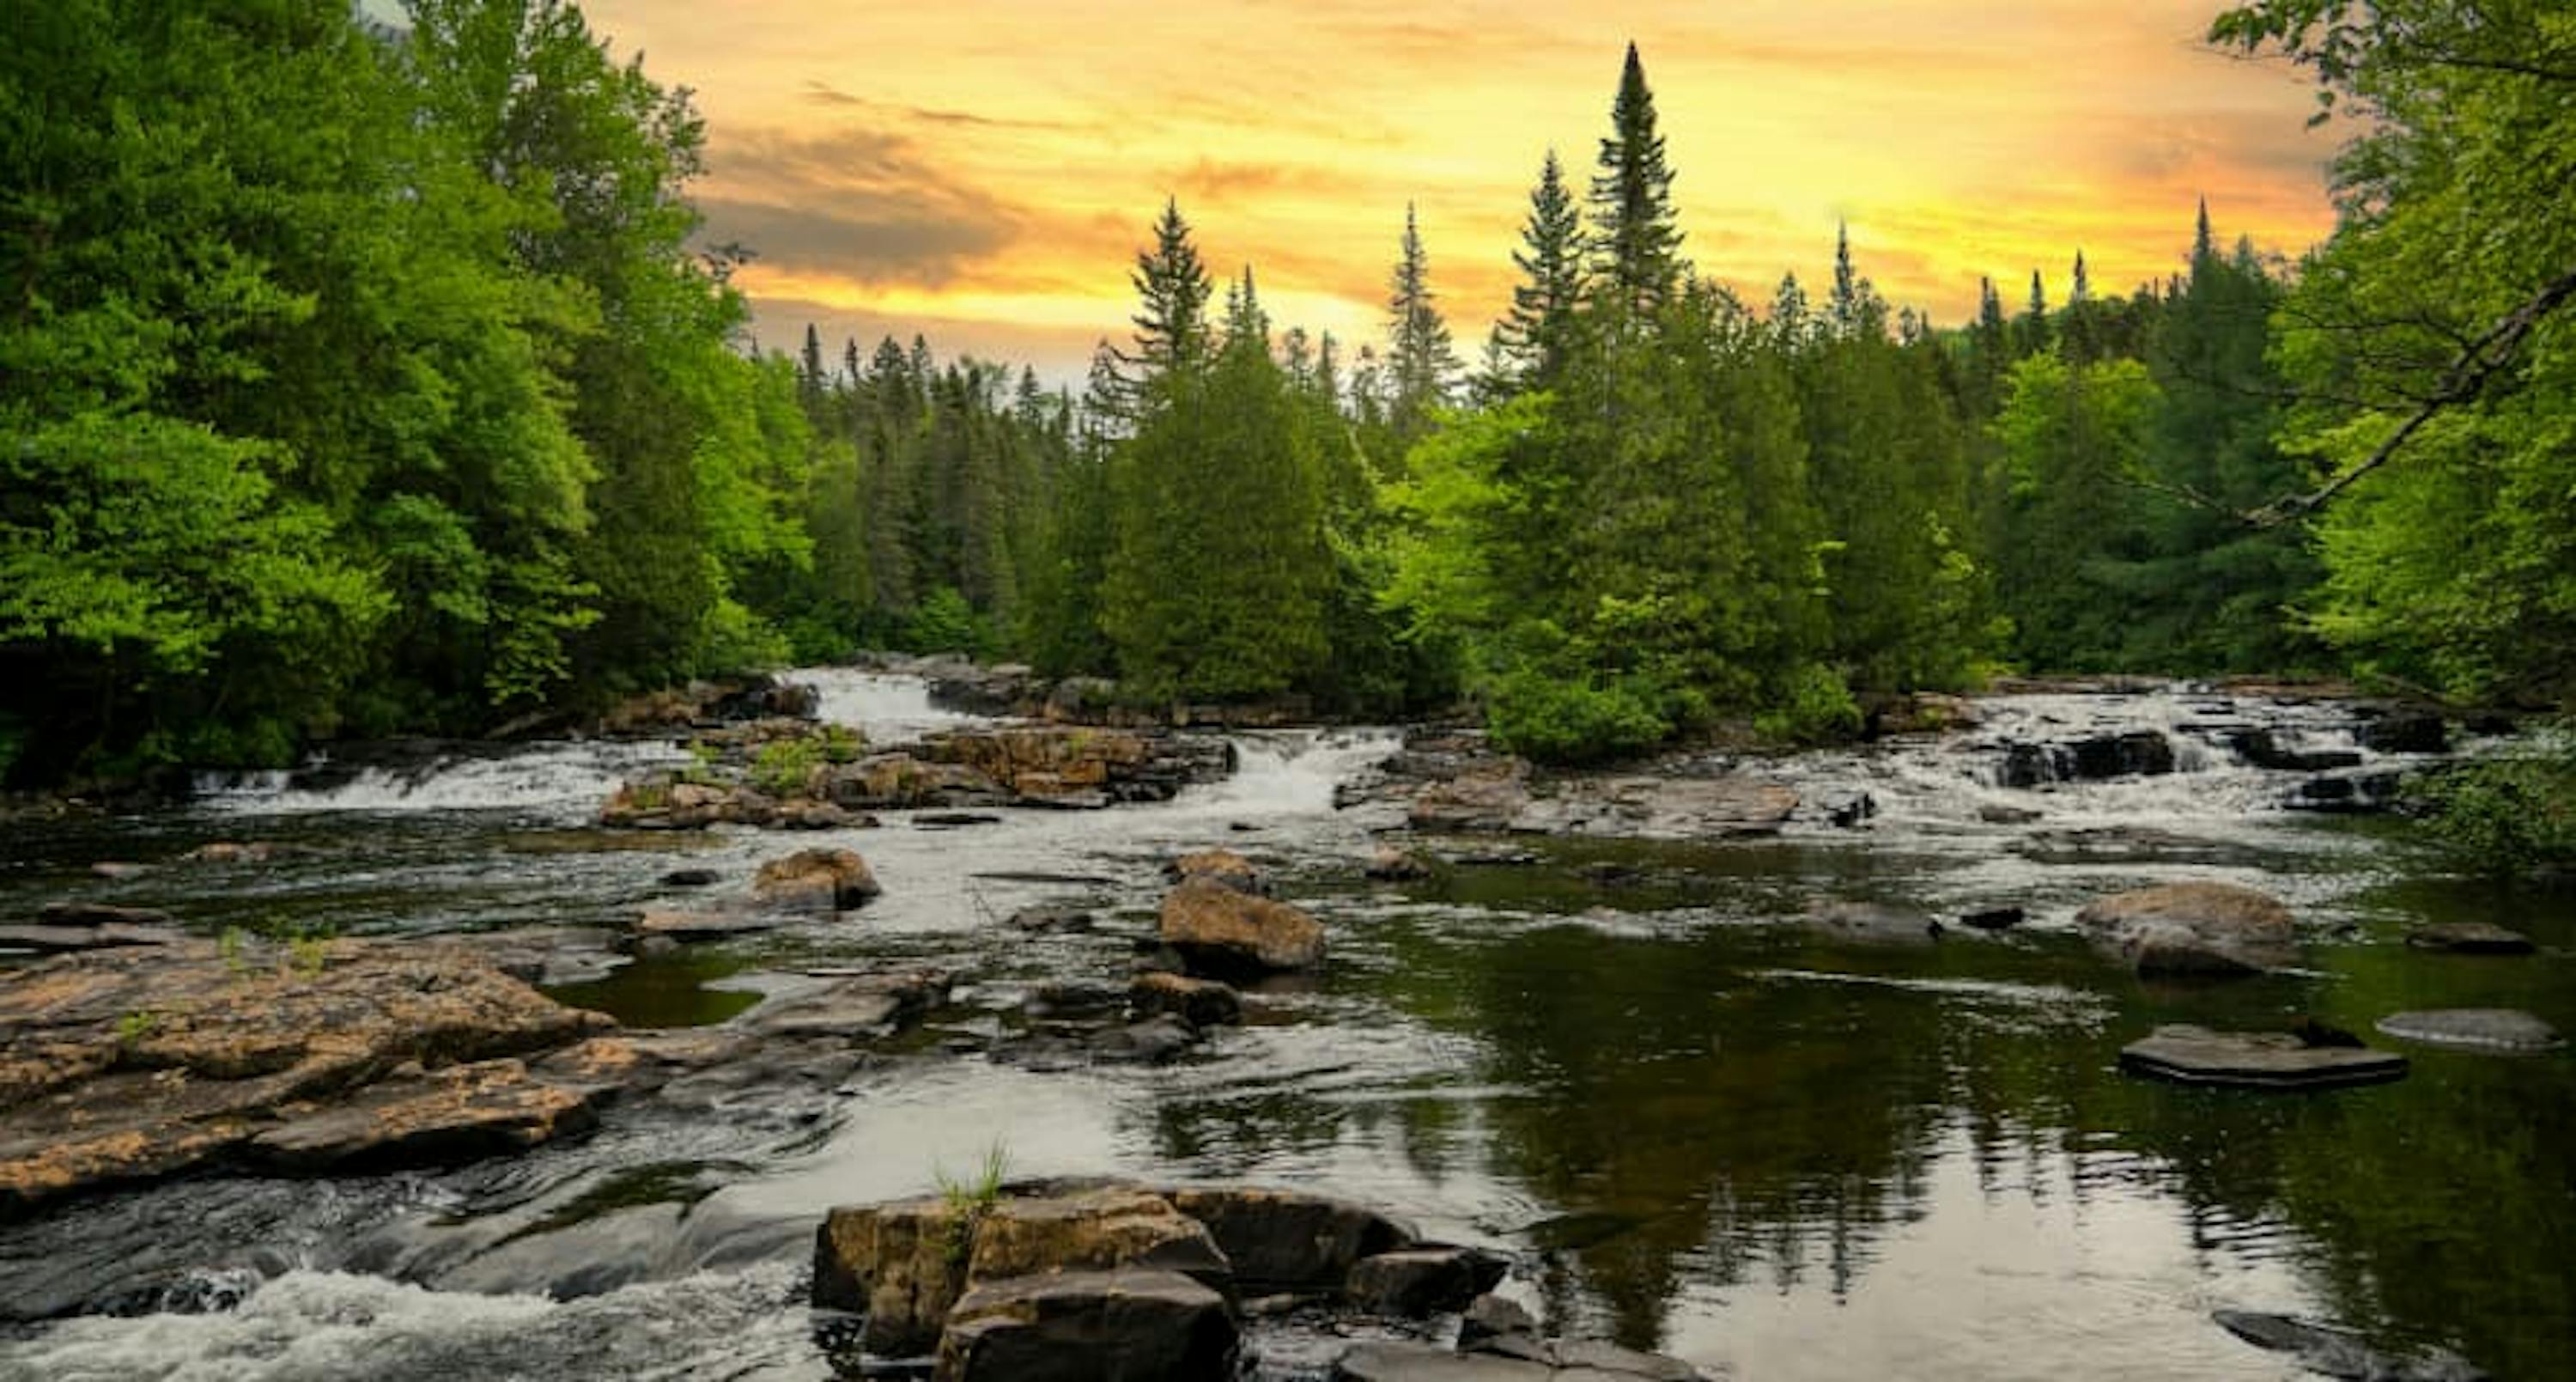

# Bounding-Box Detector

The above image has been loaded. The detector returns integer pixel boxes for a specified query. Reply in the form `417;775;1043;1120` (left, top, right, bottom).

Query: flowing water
1;680;2569;1380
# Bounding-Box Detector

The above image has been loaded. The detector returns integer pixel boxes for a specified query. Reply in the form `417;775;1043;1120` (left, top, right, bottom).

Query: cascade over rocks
2075;881;2295;975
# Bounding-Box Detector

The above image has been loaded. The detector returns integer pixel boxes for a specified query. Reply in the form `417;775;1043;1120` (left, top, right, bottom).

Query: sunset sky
568;0;2344;380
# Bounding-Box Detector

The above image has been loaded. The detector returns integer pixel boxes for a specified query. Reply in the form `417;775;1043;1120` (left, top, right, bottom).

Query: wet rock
36;902;177;928
1163;1185;1415;1294
1451;849;1541;868
631;909;781;943
2214;1309;2488;1381
1802;900;1941;946
2373;1008;2563;1052
1522;775;1800;840
600;778;863;831
1978;802;2043;825
2357;712;2448;755
2118;1025;2408;1089
1366;846;1437;882
0;922;187;953
2404;922;2535;954
741;969;948;1042
752;848;880;912
246;1057;600;1171
1958;906;2025;931
920;726;1229;806
1130;971;1242;1028
2015;827;2267;868
1998;731;2175;786
1025;981;1129;1022
936;1268;1239;1382
812;1196;969;1353
824;752;1009;812
2228;729;2363;772
0;941;615;1213
179;841;280;865
1339;1338;1706;1380
1409;764;1534;832
2075;881;2294;976
1818;788;1875;829
1346;1245;1510;1318
88;861;149;881
1165;848;1264;894
2284;770;2404;814
1157;879;1324;977
916;812;1003;828
1008;906;1095;934
1459;1294;1539;1351
659;868;722;887
968;1186;1232;1292
1093;1015;1206;1063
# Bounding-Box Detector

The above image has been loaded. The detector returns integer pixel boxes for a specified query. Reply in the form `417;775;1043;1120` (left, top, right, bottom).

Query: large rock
966;1186;1231;1293
1157;879;1324;977
1163;1185;1414;1294
1129;972;1243;1029
2075;881;2294;975
741;969;949;1041
935;1269;1239;1382
0;941;615;1215
2374;1008;2562;1052
1165;848;1264;894
812;1195;971;1355
1409;765;1533;832
753;848;881;912
2119;1026;2408;1089
1346;1245;1510;1317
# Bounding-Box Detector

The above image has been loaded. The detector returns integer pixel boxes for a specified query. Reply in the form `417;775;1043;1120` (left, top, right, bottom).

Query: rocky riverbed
0;669;2567;1381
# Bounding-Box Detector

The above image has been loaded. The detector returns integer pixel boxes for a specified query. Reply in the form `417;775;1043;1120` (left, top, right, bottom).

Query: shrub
751;736;823;797
1485;666;1672;764
1755;664;1863;746
2407;726;2576;878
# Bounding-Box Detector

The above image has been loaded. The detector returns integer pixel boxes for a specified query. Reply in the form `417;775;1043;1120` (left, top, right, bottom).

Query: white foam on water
781;667;983;742
1171;728;1401;819
193;741;687;819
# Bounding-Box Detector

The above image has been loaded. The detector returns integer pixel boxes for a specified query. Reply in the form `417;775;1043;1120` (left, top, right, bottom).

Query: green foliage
932;1139;1012;1266
2408;728;2576;878
822;723;866;764
114;1009;162;1050
904;588;987;655
750;736;823;798
1756;665;1864;746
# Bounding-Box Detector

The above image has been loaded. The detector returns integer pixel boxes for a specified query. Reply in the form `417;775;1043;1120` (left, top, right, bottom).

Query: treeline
5;0;2567;781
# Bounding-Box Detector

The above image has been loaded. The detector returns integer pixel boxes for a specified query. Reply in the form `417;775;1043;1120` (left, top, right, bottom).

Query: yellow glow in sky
576;0;2340;378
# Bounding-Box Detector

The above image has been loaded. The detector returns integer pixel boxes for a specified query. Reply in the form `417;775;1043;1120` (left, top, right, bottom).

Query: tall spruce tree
1494;149;1585;386
1386;204;1460;444
1587;43;1685;316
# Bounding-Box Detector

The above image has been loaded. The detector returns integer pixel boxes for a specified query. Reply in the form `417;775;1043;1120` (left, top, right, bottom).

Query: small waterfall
1176;729;1401;819
193;741;686;819
781;667;984;742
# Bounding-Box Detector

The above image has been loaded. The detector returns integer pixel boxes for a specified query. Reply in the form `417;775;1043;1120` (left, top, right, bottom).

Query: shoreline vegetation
4;3;2571;799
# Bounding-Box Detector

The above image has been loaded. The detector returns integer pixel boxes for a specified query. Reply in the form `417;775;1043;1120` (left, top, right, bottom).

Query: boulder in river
2374;1008;2563;1052
1157;879;1324;977
1161;1184;1415;1294
1129;971;1243;1029
2075;881;2294;976
0;941;616;1215
1345;1244;1510;1318
2118;1025;2408;1089
1408;764;1533;832
1364;845;1437;882
936;1268;1239;1382
2356;710;2449;755
1164;847;1264;894
752;848;881;912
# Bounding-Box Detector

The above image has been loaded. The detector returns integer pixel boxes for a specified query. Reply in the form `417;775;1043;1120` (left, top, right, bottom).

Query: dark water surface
1;675;2567;1380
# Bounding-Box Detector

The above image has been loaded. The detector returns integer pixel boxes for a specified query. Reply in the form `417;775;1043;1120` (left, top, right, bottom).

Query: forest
3;0;2571;783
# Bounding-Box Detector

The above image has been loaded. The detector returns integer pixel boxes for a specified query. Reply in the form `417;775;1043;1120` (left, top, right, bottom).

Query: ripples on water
3;679;2569;1380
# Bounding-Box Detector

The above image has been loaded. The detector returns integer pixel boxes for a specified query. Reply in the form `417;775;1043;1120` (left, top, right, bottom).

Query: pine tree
1124;198;1212;390
797;324;828;415
1771;272;1814;351
1829;222;1862;338
2015;270;2052;357
1494;149;1584;386
1587;42;1685;316
1386;204;1459;441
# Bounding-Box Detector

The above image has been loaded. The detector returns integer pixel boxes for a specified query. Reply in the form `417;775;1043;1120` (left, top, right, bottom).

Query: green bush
2408;727;2576;878
1485;667;1672;764
751;737;823;797
904;587;986;655
1755;664;1863;746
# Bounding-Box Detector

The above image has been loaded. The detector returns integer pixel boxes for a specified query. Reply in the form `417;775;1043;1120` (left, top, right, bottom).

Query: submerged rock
1365;845;1437;881
2403;922;2535;955
1157;879;1325;977
2118;1025;2408;1089
1129;971;1243;1029
2076;881;2295;975
1165;847;1265;894
2374;1008;2563;1052
1802;900;1942;946
2214;1309;2488;1381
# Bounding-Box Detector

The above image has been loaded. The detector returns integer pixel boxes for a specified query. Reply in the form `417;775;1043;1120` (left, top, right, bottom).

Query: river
0;673;2567;1380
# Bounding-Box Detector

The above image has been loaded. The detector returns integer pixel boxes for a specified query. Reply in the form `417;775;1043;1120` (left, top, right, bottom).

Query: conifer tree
1386;204;1459;442
1494;149;1585;386
1586;43;1685;316
2015;271;2052;357
1125;198;1213;390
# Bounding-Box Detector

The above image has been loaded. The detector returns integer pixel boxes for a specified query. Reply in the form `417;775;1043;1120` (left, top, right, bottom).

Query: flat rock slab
0;922;186;953
2403;922;2535;955
2120;1025;2408;1089
2374;1008;2563;1052
632;909;783;942
36;903;178;928
1337;1340;1707;1381
738;969;949;1041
